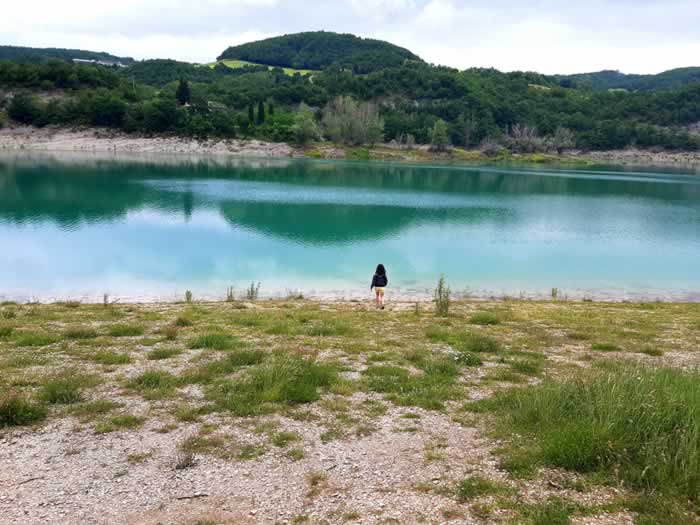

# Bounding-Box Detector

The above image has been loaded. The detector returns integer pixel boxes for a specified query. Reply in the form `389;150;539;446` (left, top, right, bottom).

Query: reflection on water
1;152;699;301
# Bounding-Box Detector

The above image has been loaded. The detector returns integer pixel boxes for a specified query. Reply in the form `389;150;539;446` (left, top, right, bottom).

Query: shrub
0;325;13;338
434;275;450;316
474;363;700;503
0;393;47;427
246;282;261;301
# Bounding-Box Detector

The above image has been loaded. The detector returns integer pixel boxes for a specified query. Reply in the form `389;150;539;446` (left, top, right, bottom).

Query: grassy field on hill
1;298;699;523
207;59;315;76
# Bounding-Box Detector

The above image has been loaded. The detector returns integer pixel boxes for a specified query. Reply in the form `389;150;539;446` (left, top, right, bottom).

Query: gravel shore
2;125;700;170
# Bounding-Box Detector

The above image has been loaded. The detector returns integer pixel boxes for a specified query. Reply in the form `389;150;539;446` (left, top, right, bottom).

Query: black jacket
371;273;388;289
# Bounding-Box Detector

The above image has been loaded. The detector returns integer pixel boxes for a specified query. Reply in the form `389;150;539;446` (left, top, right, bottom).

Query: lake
1;152;699;302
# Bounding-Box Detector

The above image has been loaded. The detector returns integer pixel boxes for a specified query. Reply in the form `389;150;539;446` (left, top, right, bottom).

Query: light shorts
374;287;385;295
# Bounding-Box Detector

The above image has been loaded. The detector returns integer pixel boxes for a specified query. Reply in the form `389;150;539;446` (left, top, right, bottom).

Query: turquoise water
1;152;699;301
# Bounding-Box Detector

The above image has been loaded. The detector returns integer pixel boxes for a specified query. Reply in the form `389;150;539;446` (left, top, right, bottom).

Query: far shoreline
2;125;700;173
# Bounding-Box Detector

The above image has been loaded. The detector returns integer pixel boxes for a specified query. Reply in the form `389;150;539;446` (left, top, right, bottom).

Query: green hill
0;45;134;65
556;67;700;92
217;31;421;74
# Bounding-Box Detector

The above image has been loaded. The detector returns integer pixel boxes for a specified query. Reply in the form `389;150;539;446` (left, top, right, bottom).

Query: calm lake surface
1;152;699;302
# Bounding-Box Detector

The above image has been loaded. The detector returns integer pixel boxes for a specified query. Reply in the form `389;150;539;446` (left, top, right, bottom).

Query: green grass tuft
40;372;96;405
469;311;501;326
0;324;14;338
147;348;182;360
591;342;620;352
15;332;58;347
457;332;502;353
456;474;508;501
92;351;132;365
188;333;241;350
95;414;144;433
206;353;337;416
108;324;145;337
456;351;483;367
128;370;179;398
473;362;700;505
64;326;98;339
363;353;460;410
0;393;47;427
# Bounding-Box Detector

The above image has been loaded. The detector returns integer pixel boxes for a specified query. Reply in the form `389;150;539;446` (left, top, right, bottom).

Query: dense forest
556;67;700;92
218;31;421;74
0;45;134;65
1;33;699;152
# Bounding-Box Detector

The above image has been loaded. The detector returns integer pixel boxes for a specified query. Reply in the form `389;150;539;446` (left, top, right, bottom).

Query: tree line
1;58;699;152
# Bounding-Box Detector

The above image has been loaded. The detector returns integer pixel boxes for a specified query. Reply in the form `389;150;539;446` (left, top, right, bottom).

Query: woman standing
370;264;388;309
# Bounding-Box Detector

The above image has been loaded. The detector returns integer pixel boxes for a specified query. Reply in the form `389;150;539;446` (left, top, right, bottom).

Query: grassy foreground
1;298;699;523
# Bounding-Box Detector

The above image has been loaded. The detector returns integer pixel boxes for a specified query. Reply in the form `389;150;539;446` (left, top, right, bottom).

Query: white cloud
1;0;699;73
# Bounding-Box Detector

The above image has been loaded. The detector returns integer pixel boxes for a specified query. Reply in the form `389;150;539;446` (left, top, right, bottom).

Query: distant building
72;58;127;68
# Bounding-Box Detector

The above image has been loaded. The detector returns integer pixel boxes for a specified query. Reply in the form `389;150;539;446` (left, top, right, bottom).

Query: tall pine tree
175;79;191;106
248;104;255;124
257;100;265;125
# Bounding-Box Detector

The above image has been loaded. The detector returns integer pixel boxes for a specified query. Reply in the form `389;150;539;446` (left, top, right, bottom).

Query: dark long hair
375;263;386;276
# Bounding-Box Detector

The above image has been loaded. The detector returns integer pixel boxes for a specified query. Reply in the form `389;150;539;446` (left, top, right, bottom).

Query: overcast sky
2;0;699;74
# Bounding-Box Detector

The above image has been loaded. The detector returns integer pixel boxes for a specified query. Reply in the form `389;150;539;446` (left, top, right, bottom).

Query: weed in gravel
271;431;301;447
456;474;509;501
147;347;182;360
174;450;197;470
456;351;483;367
92;351;132;365
95;414;144;433
517;497;577;525
510;359;544;376
69;400;122;420
286;447;305;461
